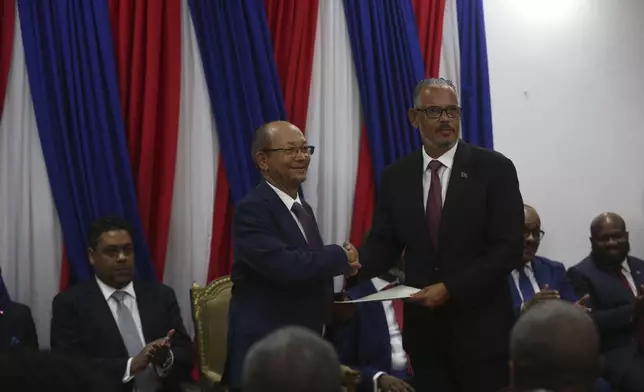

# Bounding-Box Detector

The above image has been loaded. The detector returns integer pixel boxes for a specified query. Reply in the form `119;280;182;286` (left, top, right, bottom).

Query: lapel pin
461;172;468;179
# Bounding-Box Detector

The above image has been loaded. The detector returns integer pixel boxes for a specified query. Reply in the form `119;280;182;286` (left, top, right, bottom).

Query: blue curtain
457;0;494;149
189;0;286;204
18;0;155;284
343;0;425;186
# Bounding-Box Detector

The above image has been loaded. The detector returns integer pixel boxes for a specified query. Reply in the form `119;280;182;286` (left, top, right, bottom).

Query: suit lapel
628;257;644;294
532;258;548;290
507;275;522;309
135;282;156;344
89;282;129;355
258;181;309;248
438;141;472;251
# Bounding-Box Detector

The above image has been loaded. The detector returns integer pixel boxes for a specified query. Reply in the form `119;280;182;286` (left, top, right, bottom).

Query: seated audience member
332;257;413;392
508;205;579;315
568;212;644;391
242;326;343;392
51;215;194;392
0;267;38;353
509;300;602;392
0;349;109;392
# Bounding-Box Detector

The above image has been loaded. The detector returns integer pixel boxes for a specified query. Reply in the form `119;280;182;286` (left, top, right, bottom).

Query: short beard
591;242;630;267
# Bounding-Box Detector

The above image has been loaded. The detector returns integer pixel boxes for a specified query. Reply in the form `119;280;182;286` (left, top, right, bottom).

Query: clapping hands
342;241;361;276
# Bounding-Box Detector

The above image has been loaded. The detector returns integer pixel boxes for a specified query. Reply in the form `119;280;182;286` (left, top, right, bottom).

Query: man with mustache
568;212;644;391
353;78;524;391
223;121;361;392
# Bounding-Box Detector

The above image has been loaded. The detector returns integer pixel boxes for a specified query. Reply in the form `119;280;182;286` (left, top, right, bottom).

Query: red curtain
0;0;15;118
350;125;376;247
264;0;319;132
108;0;182;280
411;0;447;78
207;162;234;282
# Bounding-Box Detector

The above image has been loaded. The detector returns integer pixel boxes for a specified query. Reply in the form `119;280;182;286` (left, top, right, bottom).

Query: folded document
334;285;420;303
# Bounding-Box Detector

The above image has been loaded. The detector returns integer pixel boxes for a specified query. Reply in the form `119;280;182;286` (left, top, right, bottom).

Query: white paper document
334;285;421;303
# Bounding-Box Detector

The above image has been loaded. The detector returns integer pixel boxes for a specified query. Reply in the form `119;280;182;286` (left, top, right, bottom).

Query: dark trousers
410;353;509;392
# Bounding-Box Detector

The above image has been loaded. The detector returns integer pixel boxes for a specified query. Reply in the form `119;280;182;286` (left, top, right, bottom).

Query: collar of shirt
372;276;398;291
95;276;136;301
266;180;302;211
421;140;458;172
622;258;631;274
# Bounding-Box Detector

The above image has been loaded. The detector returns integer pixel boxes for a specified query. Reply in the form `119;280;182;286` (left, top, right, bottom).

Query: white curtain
163;0;219;337
0;9;62;348
302;0;363;291
439;0;461;94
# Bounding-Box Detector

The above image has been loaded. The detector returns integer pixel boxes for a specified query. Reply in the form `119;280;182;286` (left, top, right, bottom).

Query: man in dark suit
50;216;194;392
568;212;644;391
332;261;414;392
0;268;38;353
224;121;361;391
354;78;525;391
508;205;579;316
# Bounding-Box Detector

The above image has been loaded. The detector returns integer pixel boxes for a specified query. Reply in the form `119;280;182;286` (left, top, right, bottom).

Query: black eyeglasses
262;146;315;158
524;230;545;240
415;105;462;119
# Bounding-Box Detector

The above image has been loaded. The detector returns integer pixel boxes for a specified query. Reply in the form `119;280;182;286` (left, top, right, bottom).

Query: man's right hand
523;285;560;312
343;241;361;276
377;374;415;392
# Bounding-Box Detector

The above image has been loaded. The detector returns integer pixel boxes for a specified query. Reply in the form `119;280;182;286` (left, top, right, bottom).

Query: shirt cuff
123;357;135;383
373;371;385;392
155;349;174;378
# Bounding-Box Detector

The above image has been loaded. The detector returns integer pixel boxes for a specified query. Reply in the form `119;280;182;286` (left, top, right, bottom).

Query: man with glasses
223;121;361;392
508;204;582;315
353;78;524;391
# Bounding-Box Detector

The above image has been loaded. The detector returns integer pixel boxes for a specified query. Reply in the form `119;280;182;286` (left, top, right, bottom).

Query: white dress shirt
511;262;542;303
371;277;408;392
620;259;637;296
422;142;458;211
95;277;173;386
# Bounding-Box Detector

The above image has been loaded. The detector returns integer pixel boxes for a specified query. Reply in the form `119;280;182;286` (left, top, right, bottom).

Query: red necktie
426;160;443;246
620;272;634;297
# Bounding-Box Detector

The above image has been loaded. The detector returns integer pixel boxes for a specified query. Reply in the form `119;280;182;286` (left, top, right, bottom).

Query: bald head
510;301;600;392
590;212;626;238
242;326;342;392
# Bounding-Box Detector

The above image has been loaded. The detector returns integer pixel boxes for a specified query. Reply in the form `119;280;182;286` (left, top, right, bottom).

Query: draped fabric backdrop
0;0;493;341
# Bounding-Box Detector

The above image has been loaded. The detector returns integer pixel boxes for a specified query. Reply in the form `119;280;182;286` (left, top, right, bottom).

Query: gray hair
413;78;458;108
510;301;600;392
242;326;342;392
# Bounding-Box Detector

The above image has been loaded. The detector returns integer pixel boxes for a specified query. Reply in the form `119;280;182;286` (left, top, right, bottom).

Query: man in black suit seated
568;212;644;391
0;267;38;353
509;300;602;392
51;216;194;392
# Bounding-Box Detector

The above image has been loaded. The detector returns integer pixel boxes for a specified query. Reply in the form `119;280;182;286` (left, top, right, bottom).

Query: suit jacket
567;255;644;353
224;180;352;389
358;141;524;364
508;256;578;316
0;296;38;353
50;280;194;392
332;280;409;392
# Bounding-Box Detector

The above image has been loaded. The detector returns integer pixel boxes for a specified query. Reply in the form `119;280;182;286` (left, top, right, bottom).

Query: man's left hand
408;283;449;308
149;329;174;367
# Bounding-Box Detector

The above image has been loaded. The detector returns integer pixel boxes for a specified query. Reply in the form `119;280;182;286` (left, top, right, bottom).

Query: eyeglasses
524;230;545;240
415;105;462;119
263;146;315;158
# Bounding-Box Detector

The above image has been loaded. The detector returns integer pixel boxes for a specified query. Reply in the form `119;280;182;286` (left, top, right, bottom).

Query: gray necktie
112;291;158;392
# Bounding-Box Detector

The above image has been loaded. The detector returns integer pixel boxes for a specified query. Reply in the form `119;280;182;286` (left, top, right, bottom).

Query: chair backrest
190;275;233;384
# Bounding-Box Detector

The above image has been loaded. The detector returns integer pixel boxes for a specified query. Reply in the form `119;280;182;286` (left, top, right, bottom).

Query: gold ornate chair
191;275;361;392
191;276;233;391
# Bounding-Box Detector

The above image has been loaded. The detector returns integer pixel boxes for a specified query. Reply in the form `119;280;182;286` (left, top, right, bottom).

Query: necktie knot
112;290;126;303
428;160;442;173
291;201;305;216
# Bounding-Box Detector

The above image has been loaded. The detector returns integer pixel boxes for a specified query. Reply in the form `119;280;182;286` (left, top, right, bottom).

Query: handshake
342;241;361;277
